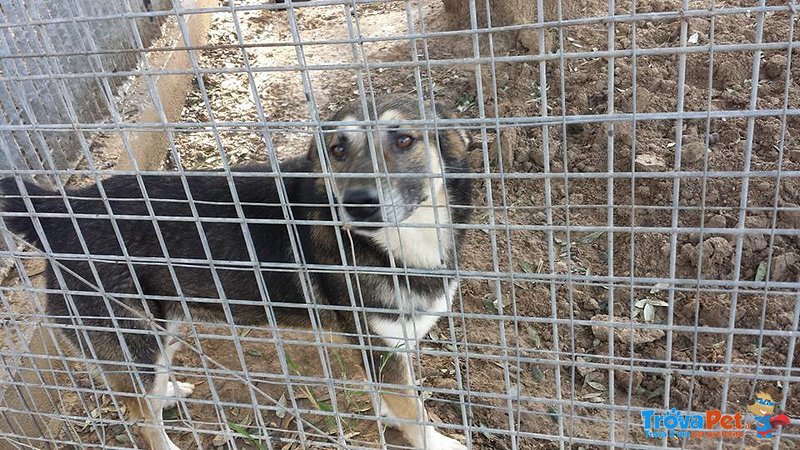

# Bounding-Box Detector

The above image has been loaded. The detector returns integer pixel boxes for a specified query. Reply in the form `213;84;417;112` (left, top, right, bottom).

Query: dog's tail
0;177;60;247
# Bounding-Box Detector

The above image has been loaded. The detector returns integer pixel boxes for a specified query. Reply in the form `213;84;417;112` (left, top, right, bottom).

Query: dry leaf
644;303;655;322
276;393;287;419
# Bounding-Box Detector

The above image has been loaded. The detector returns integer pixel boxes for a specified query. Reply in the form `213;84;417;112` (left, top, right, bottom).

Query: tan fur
121;396;164;449
378;109;406;123
377;347;463;449
110;376;170;450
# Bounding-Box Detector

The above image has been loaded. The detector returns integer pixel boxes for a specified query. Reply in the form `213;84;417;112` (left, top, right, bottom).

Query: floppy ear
306;141;316;161
306;136;321;162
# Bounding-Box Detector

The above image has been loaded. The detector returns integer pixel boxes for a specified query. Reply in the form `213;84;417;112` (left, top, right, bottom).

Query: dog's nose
342;189;381;221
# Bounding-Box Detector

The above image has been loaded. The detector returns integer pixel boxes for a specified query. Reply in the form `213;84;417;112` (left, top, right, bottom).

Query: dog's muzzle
342;189;381;223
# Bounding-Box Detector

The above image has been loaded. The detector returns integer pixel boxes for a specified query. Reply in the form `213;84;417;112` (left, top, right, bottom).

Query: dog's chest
368;192;454;270
370;281;457;348
371;226;452;269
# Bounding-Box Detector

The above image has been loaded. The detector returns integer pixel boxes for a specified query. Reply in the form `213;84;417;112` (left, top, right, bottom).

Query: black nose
342;189;381;221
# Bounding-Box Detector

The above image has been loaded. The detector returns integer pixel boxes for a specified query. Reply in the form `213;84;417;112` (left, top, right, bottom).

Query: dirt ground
64;0;800;449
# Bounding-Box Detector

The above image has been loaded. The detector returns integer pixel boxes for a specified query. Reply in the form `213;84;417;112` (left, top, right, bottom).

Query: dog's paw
412;428;466;450
427;431;466;450
163;381;195;410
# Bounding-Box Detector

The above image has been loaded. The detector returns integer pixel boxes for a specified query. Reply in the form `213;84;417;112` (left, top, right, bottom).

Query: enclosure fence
0;0;798;449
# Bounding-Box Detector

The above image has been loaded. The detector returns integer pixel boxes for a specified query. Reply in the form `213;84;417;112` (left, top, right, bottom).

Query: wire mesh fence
0;0;798;449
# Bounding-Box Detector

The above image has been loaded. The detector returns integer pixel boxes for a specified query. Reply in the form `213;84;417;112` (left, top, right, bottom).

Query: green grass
228;422;267;450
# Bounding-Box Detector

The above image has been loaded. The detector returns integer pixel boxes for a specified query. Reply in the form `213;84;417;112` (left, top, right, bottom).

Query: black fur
0;96;473;392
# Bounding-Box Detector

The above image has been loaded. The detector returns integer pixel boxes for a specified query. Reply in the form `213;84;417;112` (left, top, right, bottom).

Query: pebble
531;143;545;167
706;214;726;229
771;252;799;281
212;434;231;447
755;181;774;193
763;54;787;80
635;154;667;172
615;369;644;393
779;205;800;229
680;141;704;164
719;129;741;145
583;297;600;311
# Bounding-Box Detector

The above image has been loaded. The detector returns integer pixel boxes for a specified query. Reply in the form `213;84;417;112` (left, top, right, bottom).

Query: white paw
151;431;182;450
163;381;195;410
425;430;466;450
166;437;181;450
411;428;466;450
166;438;181;450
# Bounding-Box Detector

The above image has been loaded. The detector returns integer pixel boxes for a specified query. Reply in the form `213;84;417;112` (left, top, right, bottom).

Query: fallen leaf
546;406;559;423
649;282;670;294
587;380;605;391
526;327;542;349
644;303;655;322
212;433;230;447
647;385;665;401
531;366;545;382
755;261;767;282
276;393;287;419
634;299;650;309
575;231;605;245
520;260;534;273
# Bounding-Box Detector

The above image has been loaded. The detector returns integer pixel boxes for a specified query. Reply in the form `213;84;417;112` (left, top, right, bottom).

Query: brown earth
70;0;800;449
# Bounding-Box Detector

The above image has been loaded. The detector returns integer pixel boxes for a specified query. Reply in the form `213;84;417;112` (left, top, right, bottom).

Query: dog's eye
396;135;415;149
331;144;346;159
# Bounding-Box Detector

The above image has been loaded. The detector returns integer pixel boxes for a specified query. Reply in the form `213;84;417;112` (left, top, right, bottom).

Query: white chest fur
370;282;457;348
370;178;453;270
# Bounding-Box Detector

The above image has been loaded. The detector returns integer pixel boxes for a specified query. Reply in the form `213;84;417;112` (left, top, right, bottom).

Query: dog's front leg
122;368;182;450
369;341;466;450
122;334;191;450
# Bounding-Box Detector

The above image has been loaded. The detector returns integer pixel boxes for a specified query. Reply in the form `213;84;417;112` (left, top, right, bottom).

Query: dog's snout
343;189;380;221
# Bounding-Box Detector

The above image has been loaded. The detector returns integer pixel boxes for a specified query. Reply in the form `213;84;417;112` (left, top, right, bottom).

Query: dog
0;94;473;450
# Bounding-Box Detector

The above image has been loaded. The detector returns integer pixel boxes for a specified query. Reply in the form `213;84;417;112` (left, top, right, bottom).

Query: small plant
456;92;476;113
332;349;355;410
285;354;336;432
482;293;510;313
228;422;267;450
377;342;405;383
527;81;550;105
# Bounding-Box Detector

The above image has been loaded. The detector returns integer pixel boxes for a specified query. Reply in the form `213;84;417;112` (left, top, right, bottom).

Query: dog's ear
306;136;321;162
433;101;472;156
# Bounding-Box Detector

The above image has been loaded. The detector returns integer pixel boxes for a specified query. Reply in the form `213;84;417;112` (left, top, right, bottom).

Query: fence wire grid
0;0;799;449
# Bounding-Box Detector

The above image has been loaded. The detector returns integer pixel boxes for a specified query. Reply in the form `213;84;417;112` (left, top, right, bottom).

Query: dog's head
307;95;471;233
